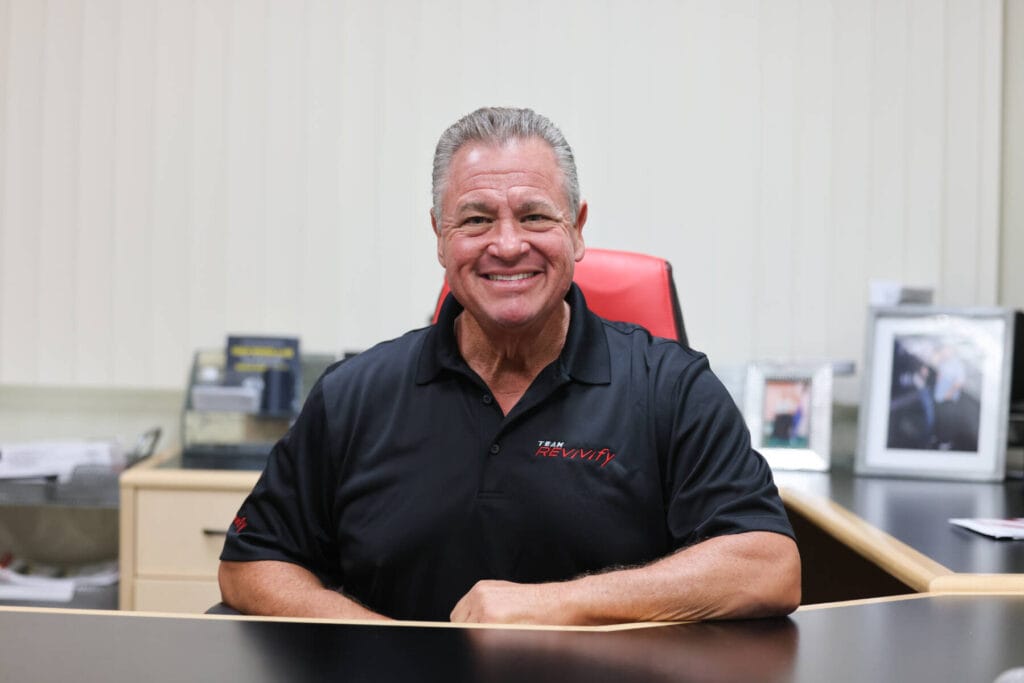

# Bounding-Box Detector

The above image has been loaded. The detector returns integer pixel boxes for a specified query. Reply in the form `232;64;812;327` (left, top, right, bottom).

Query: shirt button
482;394;493;405
489;443;500;455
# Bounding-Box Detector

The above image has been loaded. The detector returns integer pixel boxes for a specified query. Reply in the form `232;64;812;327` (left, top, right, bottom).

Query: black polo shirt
221;284;793;621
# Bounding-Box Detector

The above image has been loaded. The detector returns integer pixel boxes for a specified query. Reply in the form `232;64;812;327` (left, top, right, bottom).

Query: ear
431;209;445;267
572;200;588;262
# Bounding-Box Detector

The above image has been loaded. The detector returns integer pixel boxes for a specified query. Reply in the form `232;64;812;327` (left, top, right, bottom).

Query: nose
487;217;529;261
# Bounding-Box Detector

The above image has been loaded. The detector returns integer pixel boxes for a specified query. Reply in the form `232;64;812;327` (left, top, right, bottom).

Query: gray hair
431;107;581;225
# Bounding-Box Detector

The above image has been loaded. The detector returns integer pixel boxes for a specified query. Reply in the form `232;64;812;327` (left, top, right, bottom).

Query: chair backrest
431;248;688;345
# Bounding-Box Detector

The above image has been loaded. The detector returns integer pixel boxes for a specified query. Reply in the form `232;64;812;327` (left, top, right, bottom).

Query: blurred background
0;0;1021;444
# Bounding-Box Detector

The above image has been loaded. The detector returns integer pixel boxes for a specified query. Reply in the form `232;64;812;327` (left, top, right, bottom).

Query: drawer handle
202;528;229;537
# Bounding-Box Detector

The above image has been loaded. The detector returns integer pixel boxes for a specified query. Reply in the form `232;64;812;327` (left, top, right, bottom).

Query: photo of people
762;379;812;449
886;335;982;453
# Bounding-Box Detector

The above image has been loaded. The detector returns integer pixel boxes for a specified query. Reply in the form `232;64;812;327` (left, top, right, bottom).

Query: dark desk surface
776;467;1024;575
2;595;1023;683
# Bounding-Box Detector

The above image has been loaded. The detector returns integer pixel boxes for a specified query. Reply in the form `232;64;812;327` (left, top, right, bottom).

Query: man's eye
463;216;490;225
523;214;549;222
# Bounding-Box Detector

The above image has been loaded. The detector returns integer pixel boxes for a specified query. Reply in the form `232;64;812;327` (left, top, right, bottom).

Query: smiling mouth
485;273;537;281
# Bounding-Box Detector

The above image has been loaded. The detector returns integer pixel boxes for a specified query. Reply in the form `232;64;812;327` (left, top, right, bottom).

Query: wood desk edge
0;604;678;632
779;486;952;592
120;448;261;492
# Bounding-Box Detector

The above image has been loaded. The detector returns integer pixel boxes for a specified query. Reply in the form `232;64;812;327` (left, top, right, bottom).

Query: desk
777;468;1024;596
118;455;1024;612
3;594;1024;682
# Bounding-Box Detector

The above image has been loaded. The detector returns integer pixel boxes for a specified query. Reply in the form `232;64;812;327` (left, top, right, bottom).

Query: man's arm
449;531;800;625
218;560;390;620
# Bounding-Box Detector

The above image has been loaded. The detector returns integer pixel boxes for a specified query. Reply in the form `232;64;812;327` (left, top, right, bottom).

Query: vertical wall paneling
828;0;873;397
36;0;84;384
0;0;1008;390
188;0;230;357
711;1;760;363
792;0;834;361
976;0;1003;305
223;0;269;339
336;0;383;348
263;0;307;338
0;0;11;379
1002;0;1024;309
867;0;908;286
75;0;119;384
302;0;345;349
671;0;719;353
151;0;196;388
943;0;985;305
755;0;799;359
111;0;157;385
904;0;945;290
376;0;433;337
1;0;46;383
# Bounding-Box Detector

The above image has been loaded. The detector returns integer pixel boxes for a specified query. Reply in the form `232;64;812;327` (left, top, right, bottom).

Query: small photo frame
744;362;833;471
856;307;1016;482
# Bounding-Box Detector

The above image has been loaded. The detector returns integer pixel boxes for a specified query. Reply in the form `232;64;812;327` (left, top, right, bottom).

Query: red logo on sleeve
232;515;248;532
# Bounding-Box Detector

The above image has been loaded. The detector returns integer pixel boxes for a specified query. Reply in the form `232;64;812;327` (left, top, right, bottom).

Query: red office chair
431;248;688;345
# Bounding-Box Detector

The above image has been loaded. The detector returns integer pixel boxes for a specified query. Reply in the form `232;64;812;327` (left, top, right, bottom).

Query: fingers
449;592;475;623
450;580;559;625
450;580;518;624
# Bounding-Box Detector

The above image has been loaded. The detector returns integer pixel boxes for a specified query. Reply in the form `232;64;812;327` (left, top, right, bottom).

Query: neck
455;302;571;410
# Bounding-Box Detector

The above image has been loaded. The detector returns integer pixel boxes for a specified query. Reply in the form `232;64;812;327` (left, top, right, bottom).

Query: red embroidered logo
233;515;248;532
534;440;617;468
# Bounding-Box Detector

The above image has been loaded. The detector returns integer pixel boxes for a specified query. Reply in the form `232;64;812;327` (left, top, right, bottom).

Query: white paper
948;518;1024;540
0;440;120;482
0;567;76;602
0;560;118;602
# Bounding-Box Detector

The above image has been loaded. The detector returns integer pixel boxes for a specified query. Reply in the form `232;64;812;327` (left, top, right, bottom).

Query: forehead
444;138;565;208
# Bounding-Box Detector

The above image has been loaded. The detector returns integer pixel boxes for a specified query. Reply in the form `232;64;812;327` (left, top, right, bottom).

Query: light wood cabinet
119;452;259;613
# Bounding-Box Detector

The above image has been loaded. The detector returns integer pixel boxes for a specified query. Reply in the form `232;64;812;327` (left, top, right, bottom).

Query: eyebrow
516;200;559;215
454;201;495;215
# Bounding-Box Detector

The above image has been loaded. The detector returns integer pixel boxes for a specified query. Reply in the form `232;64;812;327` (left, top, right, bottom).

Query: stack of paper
948;518;1024;540
0;440;121;483
0;560;118;603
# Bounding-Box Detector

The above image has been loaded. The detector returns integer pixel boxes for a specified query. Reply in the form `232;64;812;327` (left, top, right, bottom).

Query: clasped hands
449;579;580;625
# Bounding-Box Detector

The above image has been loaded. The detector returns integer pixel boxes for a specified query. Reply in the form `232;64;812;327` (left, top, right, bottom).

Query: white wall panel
37;0;83;385
711;1;761;364
0;0;1006;394
1003;0;1024;310
110;0;156;385
1;0;45;384
75;0;119;385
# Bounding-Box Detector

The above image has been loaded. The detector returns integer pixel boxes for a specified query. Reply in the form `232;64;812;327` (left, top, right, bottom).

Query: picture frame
855;306;1016;482
743;362;833;472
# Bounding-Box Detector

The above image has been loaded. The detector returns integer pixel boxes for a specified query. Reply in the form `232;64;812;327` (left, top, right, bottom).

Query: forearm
218;560;390;620
561;532;801;624
451;531;800;625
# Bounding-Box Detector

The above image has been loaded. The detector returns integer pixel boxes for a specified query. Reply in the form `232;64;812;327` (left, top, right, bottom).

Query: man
219;107;800;624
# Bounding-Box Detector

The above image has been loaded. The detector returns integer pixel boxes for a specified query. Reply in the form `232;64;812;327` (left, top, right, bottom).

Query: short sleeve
659;356;794;548
219;378;340;586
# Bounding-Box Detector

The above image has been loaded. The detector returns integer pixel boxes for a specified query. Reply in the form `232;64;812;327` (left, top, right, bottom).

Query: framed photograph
743;362;833;471
856;307;1016;481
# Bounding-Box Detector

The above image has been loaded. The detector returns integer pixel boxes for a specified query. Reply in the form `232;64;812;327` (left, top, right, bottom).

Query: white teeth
487;273;534;281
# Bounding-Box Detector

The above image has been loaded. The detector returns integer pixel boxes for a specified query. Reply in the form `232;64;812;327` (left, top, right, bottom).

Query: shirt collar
415;282;611;386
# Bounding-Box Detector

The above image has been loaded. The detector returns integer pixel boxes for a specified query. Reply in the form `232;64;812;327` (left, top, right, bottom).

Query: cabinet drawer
135;489;247;577
134;578;222;613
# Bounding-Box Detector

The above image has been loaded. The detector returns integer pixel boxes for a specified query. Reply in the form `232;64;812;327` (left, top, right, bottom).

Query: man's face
432;137;587;334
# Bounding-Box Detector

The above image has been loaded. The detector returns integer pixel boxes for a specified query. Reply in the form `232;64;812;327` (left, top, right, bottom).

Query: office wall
1003;0;1024;309
0;0;1005;402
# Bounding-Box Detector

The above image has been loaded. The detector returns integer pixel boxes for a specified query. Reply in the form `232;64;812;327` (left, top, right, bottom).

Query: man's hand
450;580;573;625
